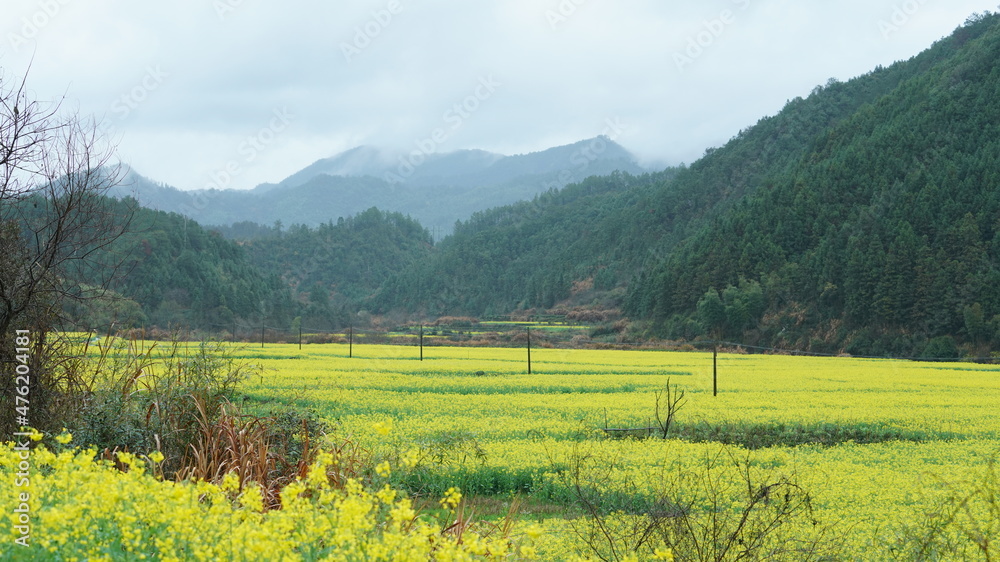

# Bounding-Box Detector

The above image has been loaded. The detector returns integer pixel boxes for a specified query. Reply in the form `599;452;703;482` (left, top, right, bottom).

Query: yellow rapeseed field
240;344;1000;558
5;341;999;559
1;437;537;560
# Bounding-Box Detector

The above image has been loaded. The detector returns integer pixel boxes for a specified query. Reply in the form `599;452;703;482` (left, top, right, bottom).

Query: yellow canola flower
220;471;241;493
390;497;416;524
401;447;421;469
0;442;511;560
439;486;462;510
239;483;265;513
653;547;676;561
55;429;72;444
373;419;393;436
52;337;1000;560
375;484;397;505
307;450;334;487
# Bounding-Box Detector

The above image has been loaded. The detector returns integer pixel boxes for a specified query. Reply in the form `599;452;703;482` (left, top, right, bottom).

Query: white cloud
2;0;996;189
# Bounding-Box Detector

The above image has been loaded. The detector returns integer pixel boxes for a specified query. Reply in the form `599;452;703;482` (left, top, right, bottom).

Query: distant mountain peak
113;136;650;237
279;145;395;188
280;137;640;190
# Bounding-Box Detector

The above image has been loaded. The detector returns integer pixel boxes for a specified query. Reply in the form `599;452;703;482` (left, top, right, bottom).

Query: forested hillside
626;12;1000;357
69;12;1000;357
373;12;1000;357
370;170;676;316
220;208;433;330
64;202;436;333
63;198;295;332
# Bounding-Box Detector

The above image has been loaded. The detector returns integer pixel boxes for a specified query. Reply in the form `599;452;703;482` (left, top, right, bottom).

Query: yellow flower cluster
0;443;519;561
438;487;462;511
236;342;1000;559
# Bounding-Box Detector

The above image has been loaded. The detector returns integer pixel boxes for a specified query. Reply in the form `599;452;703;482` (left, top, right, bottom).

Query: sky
2;0;998;191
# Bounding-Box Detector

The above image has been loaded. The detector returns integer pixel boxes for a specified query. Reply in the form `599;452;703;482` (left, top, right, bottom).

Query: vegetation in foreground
4;338;1000;560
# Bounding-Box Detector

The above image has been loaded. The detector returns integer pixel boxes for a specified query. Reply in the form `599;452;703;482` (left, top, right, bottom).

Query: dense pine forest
58;12;1000;358
628;11;1000;356
61;198;295;332
57;204;434;334
217;208;433;330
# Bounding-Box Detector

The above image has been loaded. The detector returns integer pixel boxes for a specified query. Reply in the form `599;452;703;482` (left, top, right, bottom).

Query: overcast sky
2;1;997;191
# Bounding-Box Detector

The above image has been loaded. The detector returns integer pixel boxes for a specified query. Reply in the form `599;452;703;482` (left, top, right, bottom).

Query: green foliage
235;208;432;329
369;14;1000;357
67;202;429;337
63;285;148;333
695;282;768;339
370;170;679;316
70;336;262;475
559;444;842;561
696;290;726;337
72;204;429;332
627;14;1000;355
668;421;936;450
67;198;294;331
963;302;992;344
922;336;960;360
71;13;1000;359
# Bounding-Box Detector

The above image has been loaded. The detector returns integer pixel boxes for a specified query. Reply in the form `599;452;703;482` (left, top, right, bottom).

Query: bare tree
654;377;687;439
1;66;134;434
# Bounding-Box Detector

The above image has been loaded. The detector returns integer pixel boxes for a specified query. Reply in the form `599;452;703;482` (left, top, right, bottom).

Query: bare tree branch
1;65;135;435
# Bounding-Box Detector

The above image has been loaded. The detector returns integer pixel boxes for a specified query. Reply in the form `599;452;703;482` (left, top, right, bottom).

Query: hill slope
627;12;1000;356
214;208;434;330
59;198;295;332
373;12;1000;357
64;201;432;333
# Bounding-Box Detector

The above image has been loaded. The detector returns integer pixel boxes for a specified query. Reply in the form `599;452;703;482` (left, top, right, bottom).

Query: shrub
556;443;845;561
921;336;960;360
68;335;263;476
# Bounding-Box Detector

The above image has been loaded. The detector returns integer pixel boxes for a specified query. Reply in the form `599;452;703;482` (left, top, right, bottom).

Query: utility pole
527;326;532;374
419;324;424;361
260;300;267;349
713;341;718;397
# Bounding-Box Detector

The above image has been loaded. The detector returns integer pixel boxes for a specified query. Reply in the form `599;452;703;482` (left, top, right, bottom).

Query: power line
66;318;999;363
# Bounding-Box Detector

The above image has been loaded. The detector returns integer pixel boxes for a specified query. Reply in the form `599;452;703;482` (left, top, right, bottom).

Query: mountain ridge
112;136;649;236
372;11;1000;357
90;12;1000;360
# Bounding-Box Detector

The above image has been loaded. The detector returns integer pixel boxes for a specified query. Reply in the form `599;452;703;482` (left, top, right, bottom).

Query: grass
665;420;953;448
